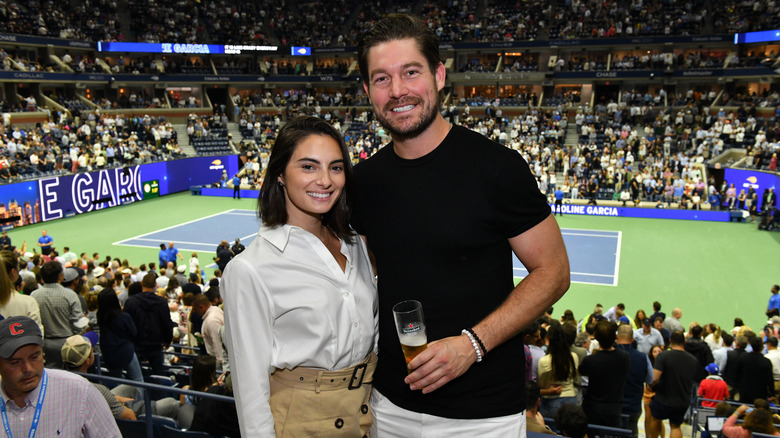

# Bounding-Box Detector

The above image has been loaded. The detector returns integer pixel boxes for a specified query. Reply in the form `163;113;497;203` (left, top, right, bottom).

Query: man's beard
375;94;441;143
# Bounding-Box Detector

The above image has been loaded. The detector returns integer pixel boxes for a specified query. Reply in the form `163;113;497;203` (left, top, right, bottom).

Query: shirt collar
259;224;293;252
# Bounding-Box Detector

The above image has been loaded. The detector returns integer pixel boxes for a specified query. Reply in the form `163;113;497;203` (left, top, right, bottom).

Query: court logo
209;160;225;171
742;176;760;189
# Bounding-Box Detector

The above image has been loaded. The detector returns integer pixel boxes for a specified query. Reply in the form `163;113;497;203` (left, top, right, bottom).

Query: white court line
612;231;623;286
113;209;243;246
561;231;620;238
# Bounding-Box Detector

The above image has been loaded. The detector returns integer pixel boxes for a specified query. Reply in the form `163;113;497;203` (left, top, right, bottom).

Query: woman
181;354;218;406
634;309;647;330
723;403;780;437
0;251;42;331
705;323;723;351
222;116;377;437
97;288;144;384
188;252;200;279
644;345;665;438
537;320;579;418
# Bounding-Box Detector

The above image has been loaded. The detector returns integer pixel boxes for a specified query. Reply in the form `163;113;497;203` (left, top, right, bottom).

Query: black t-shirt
654;348;700;408
579;348;630;404
352;125;551;419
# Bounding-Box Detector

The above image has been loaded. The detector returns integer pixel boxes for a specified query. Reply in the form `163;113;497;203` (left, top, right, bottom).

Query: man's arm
406;215;570;393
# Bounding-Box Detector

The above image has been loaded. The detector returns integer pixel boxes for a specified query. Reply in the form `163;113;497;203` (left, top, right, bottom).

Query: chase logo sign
209;160;225;171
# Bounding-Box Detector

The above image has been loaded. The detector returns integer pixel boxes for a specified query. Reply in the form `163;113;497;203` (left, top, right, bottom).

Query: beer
400;333;428;364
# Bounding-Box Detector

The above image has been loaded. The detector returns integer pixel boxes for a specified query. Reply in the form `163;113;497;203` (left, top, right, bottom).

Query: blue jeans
540;396;578;419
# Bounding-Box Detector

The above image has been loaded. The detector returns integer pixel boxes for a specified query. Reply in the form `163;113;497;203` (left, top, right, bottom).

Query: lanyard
1;370;47;438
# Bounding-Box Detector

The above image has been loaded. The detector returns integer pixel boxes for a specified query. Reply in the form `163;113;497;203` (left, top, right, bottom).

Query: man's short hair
736;335;749;349
141;272;157;289
521;321;540;339
192;294;210;308
594;320;617;349
690;325;703;338
722;333;734;347
357;13;442;84
654;316;664;324
617;303;625;310
768;337;778;348
205;287;220;304
670;330;686;346
750;336;764;352
40;260;63;284
617;323;634;340
574;332;590;347
525;380;541;411
556;403;588;438
653;301;661;311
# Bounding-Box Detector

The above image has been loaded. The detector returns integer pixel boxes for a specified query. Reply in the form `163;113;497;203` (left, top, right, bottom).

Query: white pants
370;389;526;437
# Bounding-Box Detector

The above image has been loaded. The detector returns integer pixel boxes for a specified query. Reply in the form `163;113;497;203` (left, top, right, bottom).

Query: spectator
96;289;143;384
698;363;729;408
724;335;749;398
538;320;579;418
555;403;589;438
722;404;780;438
616;324;654;438
684;325;715;383
635;318;665;354
123;273;173;375
192;293;224;367
31;261;88;368
735;335;775;404
579;320;630;427
526;380;557;435
0;316;120;436
648;331;700;438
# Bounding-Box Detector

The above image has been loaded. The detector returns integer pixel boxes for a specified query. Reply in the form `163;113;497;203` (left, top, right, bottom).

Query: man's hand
404;334;477;394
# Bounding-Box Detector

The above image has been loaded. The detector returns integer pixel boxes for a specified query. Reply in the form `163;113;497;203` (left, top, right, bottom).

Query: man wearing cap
30;261;88;368
61;334;180;422
62;266;88;315
0;316;119;436
697;363;728;408
174;264;188;288
634;318;665;354
123;273;174;375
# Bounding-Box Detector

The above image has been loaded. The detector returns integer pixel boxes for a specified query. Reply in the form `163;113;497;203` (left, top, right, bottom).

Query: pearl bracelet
462;329;483;363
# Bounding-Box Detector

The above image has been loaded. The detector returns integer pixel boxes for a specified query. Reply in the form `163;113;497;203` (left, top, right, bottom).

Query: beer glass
392;300;428;367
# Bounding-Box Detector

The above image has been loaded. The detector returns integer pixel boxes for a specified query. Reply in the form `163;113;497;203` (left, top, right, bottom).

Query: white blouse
223;224;378;437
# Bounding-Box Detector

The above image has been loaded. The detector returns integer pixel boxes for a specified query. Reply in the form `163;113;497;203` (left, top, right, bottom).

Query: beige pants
270;354;376;437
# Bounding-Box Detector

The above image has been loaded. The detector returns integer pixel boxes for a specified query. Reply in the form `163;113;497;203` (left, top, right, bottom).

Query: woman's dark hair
191;354;217;392
547;320;576;382
561;309;576;324
594;320;617;349
97;288;122;330
257;115;354;241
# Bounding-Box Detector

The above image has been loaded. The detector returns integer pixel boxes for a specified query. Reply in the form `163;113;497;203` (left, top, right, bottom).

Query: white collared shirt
223;224;377;437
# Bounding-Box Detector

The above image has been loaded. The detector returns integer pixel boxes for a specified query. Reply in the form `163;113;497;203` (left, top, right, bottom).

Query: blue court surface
116;209;621;285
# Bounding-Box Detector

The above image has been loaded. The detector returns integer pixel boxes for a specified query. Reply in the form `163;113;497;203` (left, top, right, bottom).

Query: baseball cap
0;316;43;359
642;318;651;326
63;267;79;283
61;335;93;368
705;363;719;375
177;265;186;273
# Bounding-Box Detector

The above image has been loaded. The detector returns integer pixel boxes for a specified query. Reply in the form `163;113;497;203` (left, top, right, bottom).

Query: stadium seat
116;418;148;438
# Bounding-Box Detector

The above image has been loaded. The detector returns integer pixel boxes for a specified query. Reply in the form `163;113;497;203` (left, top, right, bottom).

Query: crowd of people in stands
0;110;185;181
0;0;777;47
524;300;780;437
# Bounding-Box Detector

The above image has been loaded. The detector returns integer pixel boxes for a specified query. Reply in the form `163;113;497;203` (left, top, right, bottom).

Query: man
215;240;233;272
634;318;665;354
123;273;174;375
166;241;183;263
232;173;241;199
192;293;224;367
649;301;665;323
30;261;88;368
231;238;245;256
735;336;774;403
61;246;78;266
766;337;780;394
648;331;700;438
37;229;53;256
616;324;654;438
662;307;684;334
713;333;733;376
603;303;625;323
684;325;714;383
0;230;13;251
62;267;89;315
554;188;564;216
654;316;671;348
724;335;748;398
579;320;630;428
526;381;556;435
0;316;119;436
767;284;780;318
174;264;188;287
61;334;180;421
158;243;169;271
351;13;570;436
523;322;544;382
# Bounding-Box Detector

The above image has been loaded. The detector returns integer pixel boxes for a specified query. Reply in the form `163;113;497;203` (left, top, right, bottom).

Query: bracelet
462;329;483;363
465;327;487;356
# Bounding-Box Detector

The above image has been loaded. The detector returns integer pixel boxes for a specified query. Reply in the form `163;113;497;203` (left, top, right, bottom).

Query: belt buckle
348;363;367;390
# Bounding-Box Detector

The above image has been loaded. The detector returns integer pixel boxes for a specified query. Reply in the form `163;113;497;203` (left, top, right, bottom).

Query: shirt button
343;291;349;297
353;322;359;327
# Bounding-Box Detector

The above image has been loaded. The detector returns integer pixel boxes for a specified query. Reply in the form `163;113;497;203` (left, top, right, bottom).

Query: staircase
172;124;196;155
563;116;580;146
